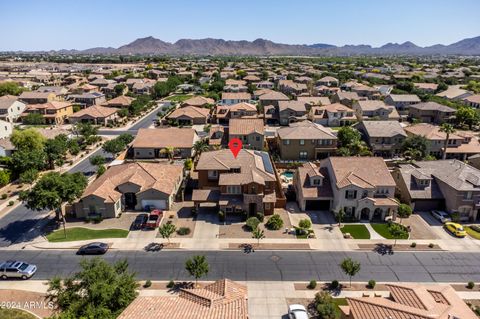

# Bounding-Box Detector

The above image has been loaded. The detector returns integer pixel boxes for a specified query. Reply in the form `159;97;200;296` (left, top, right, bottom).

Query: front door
249;203;257;217
124;193;137;210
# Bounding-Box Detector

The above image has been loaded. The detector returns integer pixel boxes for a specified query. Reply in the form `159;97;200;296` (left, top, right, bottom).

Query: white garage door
141;200;167;210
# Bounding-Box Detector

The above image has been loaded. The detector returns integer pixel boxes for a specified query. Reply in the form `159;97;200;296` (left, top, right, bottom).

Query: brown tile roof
0;95;19;110
196;149;276;185
297;163;333;199
26;101;72;111
81;162;183;202
409;101;456;112
405;123;463;141
258;91;289;101
296;96;331;105
278;100;307;112
132;128;198;149
118;279;248;319
183;96;215;106
221;92;251;100
344;283;477;319
69;105;118;119
387;94;421;103
359;120;407;138
167;106;210;120
229;118;264;135
228;102;257;112
104;95;133;107
277;121;336;140
328;156;396;188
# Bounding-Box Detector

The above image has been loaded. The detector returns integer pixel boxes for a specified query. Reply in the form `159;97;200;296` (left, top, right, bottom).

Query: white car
288;304;309;319
431;210;451;223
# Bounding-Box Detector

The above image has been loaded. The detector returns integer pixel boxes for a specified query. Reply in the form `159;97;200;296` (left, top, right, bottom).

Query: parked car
288;304;308;319
445;222;467;238
77;242;109;255
132;214;148;230
431;210;451;223
144;210;163;229
0;261;37;280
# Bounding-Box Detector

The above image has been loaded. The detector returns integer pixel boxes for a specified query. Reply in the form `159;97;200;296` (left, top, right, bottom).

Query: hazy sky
1;0;479;51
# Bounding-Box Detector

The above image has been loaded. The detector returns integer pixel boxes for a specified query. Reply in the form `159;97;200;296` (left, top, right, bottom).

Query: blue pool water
282;171;294;179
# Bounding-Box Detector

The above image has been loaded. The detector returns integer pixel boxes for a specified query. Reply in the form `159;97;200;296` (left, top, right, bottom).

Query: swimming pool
281;171;294;179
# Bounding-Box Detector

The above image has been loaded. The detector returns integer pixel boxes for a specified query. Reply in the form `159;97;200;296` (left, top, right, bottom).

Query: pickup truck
144;210;163;229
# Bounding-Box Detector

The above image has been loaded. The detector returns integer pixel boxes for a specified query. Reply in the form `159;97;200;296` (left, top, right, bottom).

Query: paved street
98;104;161;136
1;250;480;283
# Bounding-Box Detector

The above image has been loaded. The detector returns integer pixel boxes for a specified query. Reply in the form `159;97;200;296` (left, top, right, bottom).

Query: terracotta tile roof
387;94;421;102
81;162;183;202
278;100;307;112
328;157;396;188
69;105;118;118
297;163;333;199
359;120;407;138
118;279;248;319
409;101;456;112
132;128;198;149
196;149;276;185
258;91;289;101
167;106;210;120
344;283;477;319
0;95;20;110
464;94;480;104
355;100;391;111
221;92;251;100
183;96;215;106
405;123;463;140
26;101;72;111
104;95;133;107
229;118;264;135
296;96;331;105
277;121;336;140
228;102;257;112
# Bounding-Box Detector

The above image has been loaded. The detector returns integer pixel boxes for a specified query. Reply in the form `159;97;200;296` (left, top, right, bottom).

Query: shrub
368;280;376;289
1;194;7;200
397;203;413;218
144;279;152;288
177;227;191;236
298;219;312;229
330;280;339;290
256;212;264;222
410;242;417;248
184;158;193;170
218;210;225;222
468;281;475;289
246;217;260;231
428;243;435;248
307;280;317;289
265;214;284;230
167;280;175;288
8;200;14;206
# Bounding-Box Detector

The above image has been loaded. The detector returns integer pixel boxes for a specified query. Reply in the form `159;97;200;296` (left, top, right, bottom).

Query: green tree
337;208;345;227
184;158;193;170
0;82;25;96
401;135;428;159
397;203;412;218
159;223;176;243
89;155;106;166
47;258;138;319
439;123;456;160
314;292;336;319
298;219;312;229
117;133;134;145
10;149;46;175
161;146;176;161
102;138;126;157
455;106;480;129
22;113;46;125
193;140;209;157
252;228;265;246
74;122;98;141
44;134;68;169
0;169;11;187
114;83;126;96
337;126;361;147
19;168;38;184
11;128;46;151
389;223;409;246
20;172;87;238
340;257;361;287
185;255;209;287
246;217;260;231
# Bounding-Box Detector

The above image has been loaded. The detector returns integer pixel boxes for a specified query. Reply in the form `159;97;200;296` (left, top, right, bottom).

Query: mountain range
21;35;480;56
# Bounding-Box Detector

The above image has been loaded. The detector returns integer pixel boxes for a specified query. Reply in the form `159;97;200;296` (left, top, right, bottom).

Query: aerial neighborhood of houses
2;49;480;318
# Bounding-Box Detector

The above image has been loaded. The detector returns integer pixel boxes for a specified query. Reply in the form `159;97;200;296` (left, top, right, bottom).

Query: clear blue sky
1;0;479;51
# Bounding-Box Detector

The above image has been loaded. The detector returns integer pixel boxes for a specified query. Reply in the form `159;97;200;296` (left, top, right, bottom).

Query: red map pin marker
228;138;243;159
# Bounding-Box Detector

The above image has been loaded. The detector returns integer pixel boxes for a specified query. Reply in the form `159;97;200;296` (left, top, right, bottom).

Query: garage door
305;200;330;211
413;199;443;212
141;200;167;210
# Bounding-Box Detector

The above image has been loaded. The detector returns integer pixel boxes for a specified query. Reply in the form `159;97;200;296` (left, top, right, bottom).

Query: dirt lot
218;209;293;239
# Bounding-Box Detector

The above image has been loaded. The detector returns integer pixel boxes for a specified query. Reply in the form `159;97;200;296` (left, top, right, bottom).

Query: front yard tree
337;208;345;227
439;123;456;160
10;148;46;176
185;255;209;287
103;138;126;157
401;135;428;159
44;134;68;169
47;258;138;319
20;172;88;238
74;122;98;140
11;128;46;151
159;223;176;243
252;228;265;246
340;257;361;288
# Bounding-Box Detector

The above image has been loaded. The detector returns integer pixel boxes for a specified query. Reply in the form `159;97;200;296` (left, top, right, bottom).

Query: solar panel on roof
254;151;273;174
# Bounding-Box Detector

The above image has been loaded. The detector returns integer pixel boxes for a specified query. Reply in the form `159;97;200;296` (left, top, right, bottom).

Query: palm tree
161;146;176;161
439;123;456;160
252;228;265;246
403;148;422;161
193;140;209;158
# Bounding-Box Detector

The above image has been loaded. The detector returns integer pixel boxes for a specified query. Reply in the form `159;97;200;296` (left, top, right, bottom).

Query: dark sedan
77;242;109;255
132;214;148;230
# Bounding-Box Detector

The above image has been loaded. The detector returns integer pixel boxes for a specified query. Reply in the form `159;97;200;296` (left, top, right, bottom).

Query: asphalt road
0;148;110;247
98;105;161;136
1;250;480;282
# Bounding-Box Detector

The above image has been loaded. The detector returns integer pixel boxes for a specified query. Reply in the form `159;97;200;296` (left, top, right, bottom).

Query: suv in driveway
144;210;163;229
0;261;37;280
431;210;451;223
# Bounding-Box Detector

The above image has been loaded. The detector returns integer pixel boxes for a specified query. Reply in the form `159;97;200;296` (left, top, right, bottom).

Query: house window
299;151;308;159
313;179;321;186
345;190;357;200
208;170;218;180
227;185;241;194
464;191;473;200
256;136;260;141
300;139;305;145
265;203;271;210
283;139;290;145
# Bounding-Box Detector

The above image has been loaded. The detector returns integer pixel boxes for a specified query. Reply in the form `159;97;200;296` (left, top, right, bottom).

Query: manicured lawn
46;227;129;242
466;226;480;240
371;223;409;239
340;224;371;239
0;308;37;319
167;94;193;102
